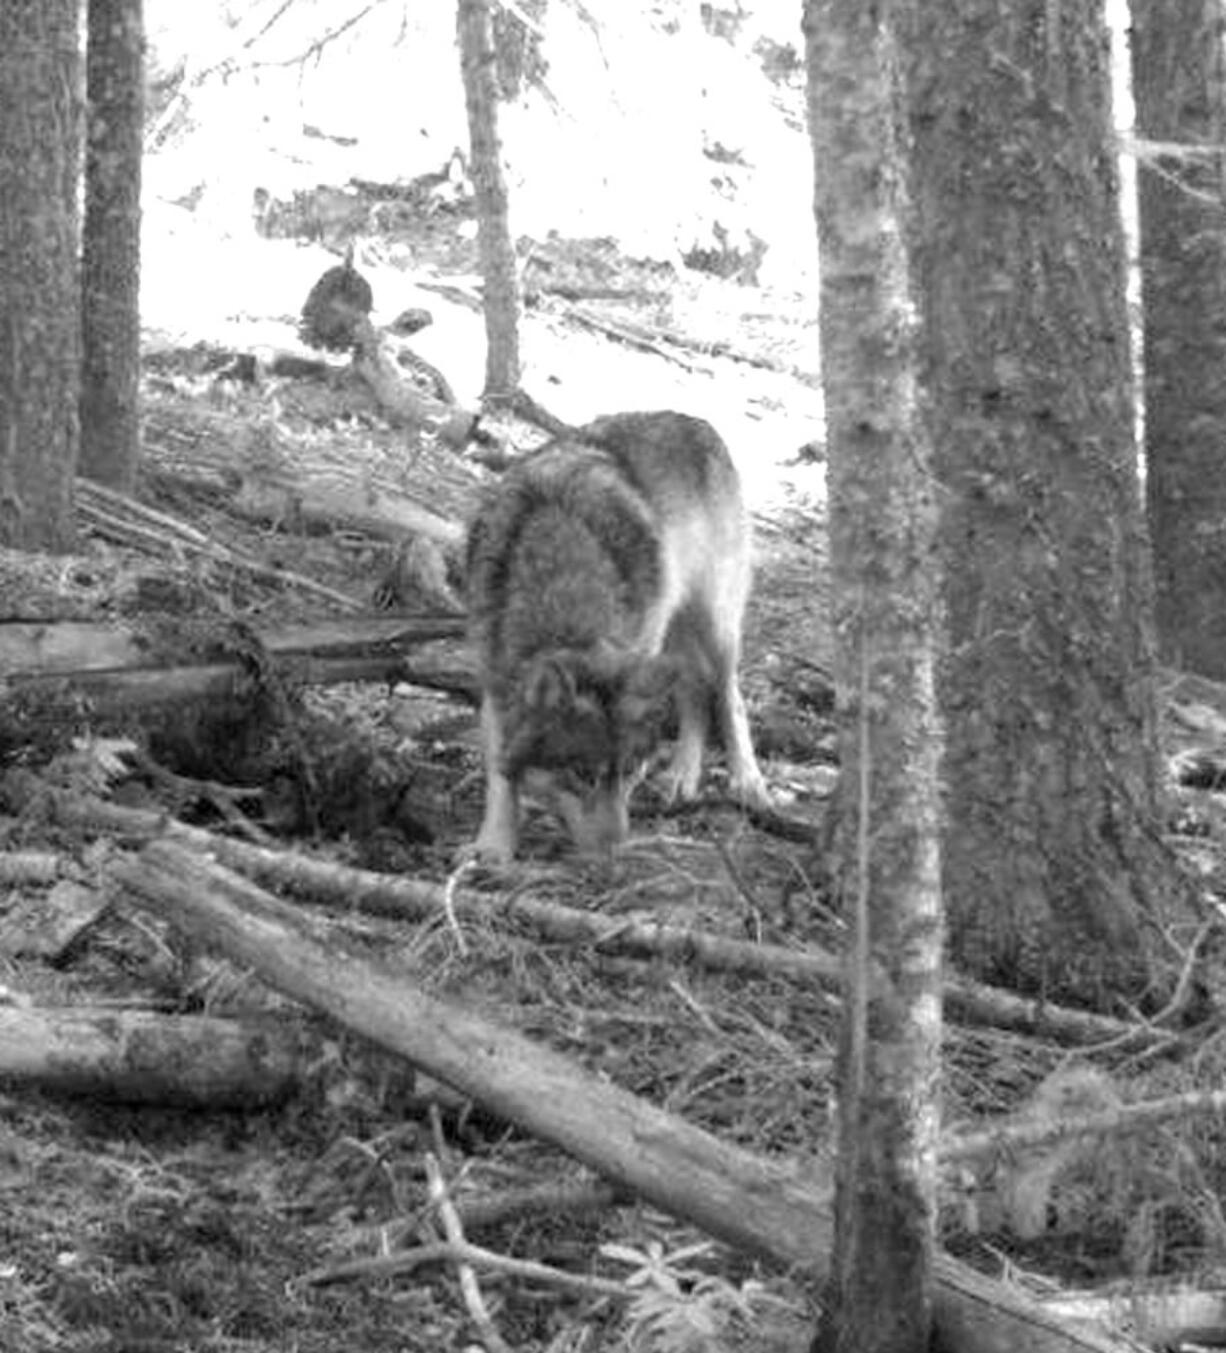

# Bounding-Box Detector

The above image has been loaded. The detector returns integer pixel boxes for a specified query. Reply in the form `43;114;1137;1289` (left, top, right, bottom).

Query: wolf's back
465;412;745;689
577;411;739;510
465;438;661;690
463;412;765;860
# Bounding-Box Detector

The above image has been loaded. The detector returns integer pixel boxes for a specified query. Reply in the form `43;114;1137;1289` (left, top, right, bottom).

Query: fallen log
0;879;109;960
112;838;1137;1353
0;614;468;718
52;792;1149;1049
0;615;464;680
144;325;564;531
0;1004;301;1107
1044;1279;1226;1351
139;398;471;551
231;464;466;551
75;478;361;611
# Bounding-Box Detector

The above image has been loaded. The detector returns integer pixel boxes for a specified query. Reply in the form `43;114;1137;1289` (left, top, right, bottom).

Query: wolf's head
501;646;680;854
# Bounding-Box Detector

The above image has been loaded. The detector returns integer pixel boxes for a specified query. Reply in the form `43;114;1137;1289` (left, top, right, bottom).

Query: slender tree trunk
80;0;144;492
805;3;943;1350
457;0;521;402
492;0;546;101
0;0;82;552
908;0;1192;1006
1132;0;1226;677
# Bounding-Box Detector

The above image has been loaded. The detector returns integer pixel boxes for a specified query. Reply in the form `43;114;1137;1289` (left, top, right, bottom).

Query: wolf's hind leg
660;675;708;802
719;675;771;808
708;609;771;809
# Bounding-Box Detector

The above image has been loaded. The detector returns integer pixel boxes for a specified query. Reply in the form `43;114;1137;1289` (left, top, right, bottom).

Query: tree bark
80;0;144;492
0;614;468;722
1131;0;1226;677
0;0;82;551
0;879;108;959
0;1005;300;1107
806;2;943;1349
907;0;1192;1005
113;839;1136;1353
457;0;522;401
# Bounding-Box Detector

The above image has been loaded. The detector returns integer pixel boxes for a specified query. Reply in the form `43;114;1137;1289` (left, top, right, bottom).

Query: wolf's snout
562;790;631;857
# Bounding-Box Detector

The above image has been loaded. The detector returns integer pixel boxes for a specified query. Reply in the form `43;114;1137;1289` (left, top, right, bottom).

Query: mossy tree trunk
805;1;943;1349
1132;0;1226;677
457;0;521;403
908;0;1194;1006
0;0;82;552
80;0;144;493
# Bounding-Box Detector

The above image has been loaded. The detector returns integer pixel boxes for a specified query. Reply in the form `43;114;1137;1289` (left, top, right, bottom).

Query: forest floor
4;193;1226;1353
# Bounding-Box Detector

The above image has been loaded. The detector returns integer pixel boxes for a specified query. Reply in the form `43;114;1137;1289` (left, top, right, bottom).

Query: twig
425;1152;511;1353
129;749;271;844
239;0;296;53
712;835;765;940
350;1178;627;1255
565;304;698;370
1081;918;1217;1057
441;858;476;955
300;1234;631;1299
251;1;382;70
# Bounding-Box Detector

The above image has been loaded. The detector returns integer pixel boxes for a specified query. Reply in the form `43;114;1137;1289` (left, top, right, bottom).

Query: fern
602;1240;762;1353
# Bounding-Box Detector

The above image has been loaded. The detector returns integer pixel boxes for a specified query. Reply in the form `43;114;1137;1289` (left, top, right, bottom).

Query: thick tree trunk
0;0;82;551
1131;0;1226;677
805;3;943;1350
457;0;522;401
80;0;144;492
907;0;1193;1005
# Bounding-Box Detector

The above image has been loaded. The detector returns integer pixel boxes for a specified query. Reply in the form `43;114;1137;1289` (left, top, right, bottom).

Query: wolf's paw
454;833;516;868
657;775;700;806
658;751;704;805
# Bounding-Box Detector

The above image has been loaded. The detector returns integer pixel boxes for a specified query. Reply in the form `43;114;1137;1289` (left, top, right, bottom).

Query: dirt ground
5;198;1226;1353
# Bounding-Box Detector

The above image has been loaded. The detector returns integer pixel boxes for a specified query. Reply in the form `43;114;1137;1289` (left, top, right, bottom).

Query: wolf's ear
618;655;681;729
519;652;580;715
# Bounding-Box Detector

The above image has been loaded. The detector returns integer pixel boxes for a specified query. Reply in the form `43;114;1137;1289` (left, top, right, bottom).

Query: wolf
464;410;770;861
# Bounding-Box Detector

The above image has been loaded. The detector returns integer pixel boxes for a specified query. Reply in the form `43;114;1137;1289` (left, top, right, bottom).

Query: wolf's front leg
660;678;708;802
472;694;520;861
